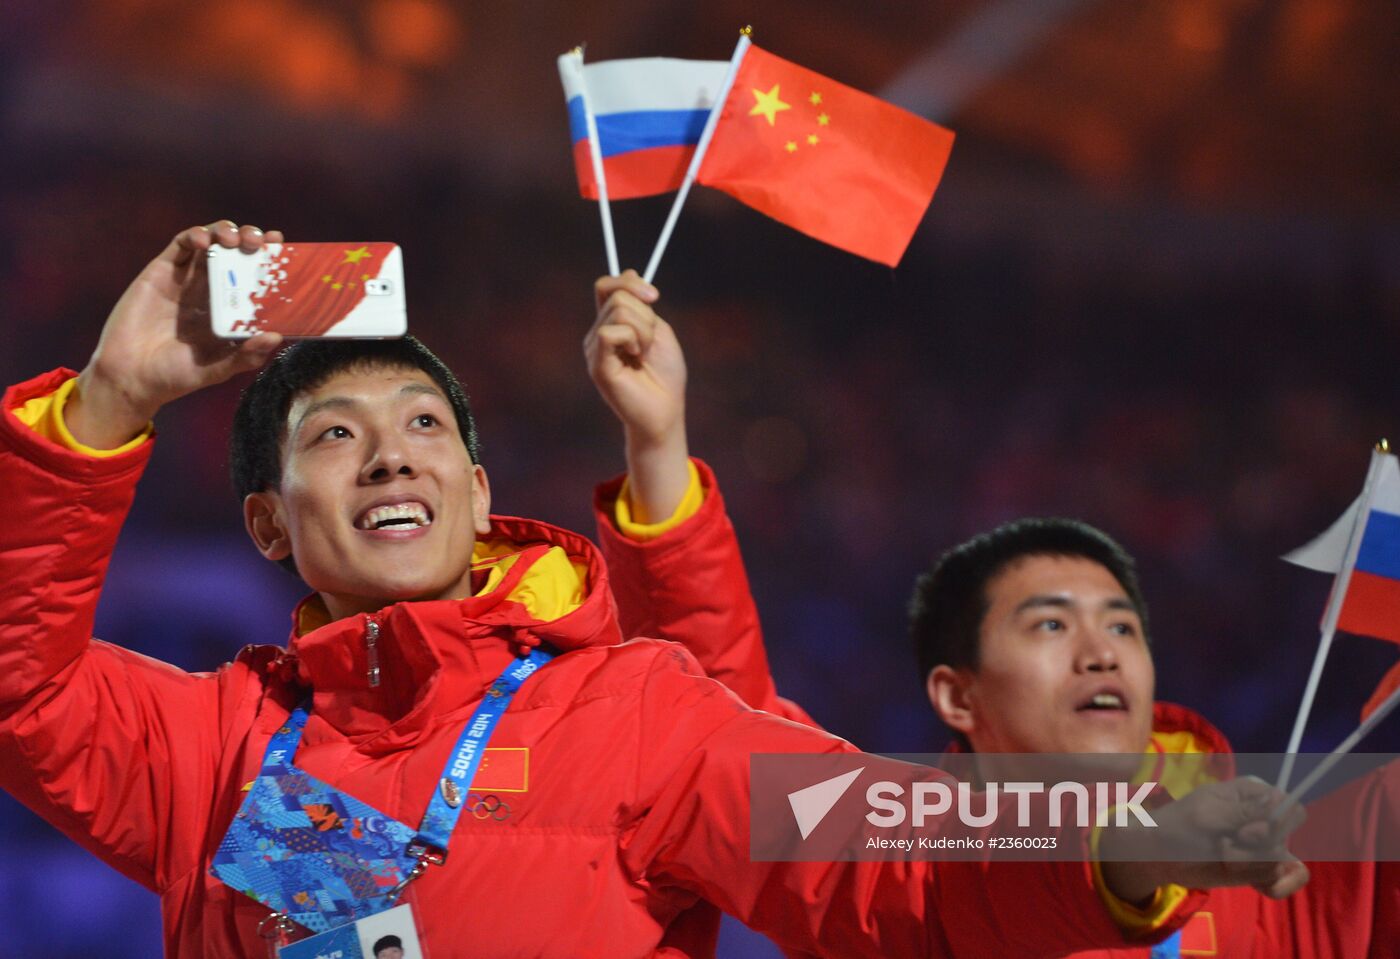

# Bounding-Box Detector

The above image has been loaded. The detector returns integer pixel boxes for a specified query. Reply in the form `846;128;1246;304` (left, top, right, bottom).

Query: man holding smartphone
0;222;1305;958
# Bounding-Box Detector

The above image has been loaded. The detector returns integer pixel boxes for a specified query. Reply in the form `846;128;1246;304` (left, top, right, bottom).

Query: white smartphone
208;242;407;338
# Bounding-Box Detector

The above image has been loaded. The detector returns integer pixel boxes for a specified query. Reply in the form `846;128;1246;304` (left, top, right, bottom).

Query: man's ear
927;665;976;736
244;491;292;562
471;464;491;535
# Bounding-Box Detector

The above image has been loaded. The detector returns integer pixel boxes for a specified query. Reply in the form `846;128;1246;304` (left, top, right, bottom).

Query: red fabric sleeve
1241;758;1400;957
0;370;238;893
595;458;818;727
1372;860;1400;959
621;645;1197;957
1360;764;1400;958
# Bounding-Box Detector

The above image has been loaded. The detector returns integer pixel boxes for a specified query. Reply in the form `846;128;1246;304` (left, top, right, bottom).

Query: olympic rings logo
467;793;511;821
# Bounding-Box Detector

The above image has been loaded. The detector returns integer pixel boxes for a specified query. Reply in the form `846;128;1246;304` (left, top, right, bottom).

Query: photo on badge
357;905;425;959
277;904;424;959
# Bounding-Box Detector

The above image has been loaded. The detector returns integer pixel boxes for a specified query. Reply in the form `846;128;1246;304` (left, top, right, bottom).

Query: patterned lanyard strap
219;645;556;943
269;645;556;866
413;646;553;857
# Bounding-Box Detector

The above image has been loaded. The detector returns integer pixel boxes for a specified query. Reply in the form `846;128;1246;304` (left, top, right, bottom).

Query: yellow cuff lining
615;460;703;541
13;377;152;457
1089;818;1190;936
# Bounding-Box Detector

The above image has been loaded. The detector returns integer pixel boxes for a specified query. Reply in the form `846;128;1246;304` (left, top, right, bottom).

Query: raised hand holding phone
67;221;285;450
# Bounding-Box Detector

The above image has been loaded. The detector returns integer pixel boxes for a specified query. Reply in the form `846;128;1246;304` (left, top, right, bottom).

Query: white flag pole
1281;678;1400;810
574;48;621;277
1278;444;1389;792
643;29;753;284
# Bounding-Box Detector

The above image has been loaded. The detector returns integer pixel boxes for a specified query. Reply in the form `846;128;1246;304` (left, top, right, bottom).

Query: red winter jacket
0;370;1170;959
594;459;1400;959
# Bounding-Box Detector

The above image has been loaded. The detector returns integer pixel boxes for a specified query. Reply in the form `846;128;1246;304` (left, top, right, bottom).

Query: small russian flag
1286;449;1400;645
1341;506;1400;642
558;53;727;201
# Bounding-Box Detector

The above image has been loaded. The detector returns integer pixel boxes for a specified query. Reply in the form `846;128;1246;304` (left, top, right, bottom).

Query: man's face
933;554;1155;754
244;365;490;621
376;949;404;959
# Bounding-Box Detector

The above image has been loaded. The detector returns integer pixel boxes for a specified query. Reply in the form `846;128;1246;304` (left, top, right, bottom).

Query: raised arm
625;647;1308;957
66;221;284;446
585;272;815;724
584;270;688;522
0;221;283;890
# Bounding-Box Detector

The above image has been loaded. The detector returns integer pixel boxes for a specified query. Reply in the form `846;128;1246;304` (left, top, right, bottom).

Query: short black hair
229;336;480;574
909;518;1149;682
373;934;403;956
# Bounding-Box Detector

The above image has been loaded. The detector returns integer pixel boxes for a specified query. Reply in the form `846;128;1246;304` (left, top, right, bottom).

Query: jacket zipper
365;617;382;688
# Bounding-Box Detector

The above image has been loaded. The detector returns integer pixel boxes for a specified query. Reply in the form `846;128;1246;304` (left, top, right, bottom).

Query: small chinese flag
697;44;955;267
471;747;529;792
1364;657;1400;722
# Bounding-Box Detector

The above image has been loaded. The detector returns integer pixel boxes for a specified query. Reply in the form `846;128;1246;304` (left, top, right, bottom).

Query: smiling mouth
1076;692;1127;712
356;502;433;531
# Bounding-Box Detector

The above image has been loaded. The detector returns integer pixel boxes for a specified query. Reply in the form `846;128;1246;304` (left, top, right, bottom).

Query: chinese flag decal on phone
250;243;397;336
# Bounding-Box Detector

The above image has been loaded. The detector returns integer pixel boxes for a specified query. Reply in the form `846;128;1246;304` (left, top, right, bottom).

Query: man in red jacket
586;270;1397;958
0;222;1305;958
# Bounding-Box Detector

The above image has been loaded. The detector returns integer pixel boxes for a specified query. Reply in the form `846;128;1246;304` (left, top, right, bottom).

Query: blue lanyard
265;645;554;860
1150;931;1181;959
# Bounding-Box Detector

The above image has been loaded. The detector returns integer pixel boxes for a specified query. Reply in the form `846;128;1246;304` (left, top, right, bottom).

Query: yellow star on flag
342;246;373;265
750;84;791;126
809;92;822;105
784;141;798;153
807;134;819;146
817;113;830;126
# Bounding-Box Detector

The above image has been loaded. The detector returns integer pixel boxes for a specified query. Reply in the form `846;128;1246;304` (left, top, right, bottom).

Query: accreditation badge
277;903;424;959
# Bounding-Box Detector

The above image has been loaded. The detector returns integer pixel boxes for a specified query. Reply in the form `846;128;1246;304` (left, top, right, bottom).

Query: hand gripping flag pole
1278;440;1400;792
559;47;620;276
643;29;753;284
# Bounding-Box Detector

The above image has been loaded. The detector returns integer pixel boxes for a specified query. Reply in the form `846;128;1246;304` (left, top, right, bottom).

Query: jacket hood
1147;700;1232;755
1141;700;1236;798
282;514;623;747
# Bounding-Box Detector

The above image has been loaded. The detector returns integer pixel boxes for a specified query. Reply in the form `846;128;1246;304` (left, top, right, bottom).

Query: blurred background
2;0;1398;955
